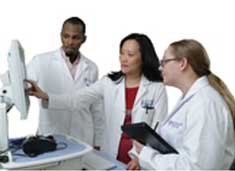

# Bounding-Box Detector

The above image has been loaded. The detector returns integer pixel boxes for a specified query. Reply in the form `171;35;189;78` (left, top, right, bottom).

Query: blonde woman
130;39;235;170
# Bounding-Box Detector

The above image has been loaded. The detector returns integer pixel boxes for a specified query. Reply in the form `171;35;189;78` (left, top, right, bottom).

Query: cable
0;148;10;155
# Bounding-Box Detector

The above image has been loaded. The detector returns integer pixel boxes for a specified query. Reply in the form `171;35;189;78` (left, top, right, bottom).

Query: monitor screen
7;40;30;120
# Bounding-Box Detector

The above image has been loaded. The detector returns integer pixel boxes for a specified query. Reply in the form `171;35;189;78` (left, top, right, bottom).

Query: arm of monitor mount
0;102;11;164
0;87;14;112
0;72;14;112
0;83;13;160
0;101;9;154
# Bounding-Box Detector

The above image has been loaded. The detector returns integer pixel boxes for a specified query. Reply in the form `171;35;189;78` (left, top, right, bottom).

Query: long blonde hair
170;39;235;125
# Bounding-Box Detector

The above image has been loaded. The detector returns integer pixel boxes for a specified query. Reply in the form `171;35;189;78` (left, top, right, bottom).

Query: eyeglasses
160;58;178;67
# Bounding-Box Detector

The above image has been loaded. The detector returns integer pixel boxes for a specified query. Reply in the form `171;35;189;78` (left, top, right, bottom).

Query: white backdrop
0;0;234;138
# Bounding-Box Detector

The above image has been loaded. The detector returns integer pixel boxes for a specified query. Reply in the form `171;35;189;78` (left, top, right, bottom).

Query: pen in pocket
154;121;159;131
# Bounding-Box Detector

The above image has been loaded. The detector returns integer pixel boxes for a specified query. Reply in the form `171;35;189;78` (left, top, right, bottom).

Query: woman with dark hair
26;33;168;164
108;33;162;82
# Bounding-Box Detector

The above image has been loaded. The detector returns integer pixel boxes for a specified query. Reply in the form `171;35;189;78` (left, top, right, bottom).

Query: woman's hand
134;140;144;154
127;157;140;170
126;141;144;170
25;80;49;100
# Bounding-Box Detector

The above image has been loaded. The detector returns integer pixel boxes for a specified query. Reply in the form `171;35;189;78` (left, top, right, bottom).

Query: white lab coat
138;76;235;170
48;75;168;158
27;49;104;146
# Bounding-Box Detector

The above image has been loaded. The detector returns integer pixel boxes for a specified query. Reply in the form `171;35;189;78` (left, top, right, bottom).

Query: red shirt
117;87;138;164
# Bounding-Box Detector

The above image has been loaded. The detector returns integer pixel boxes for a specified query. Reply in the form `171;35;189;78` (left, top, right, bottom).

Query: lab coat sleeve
128;145;139;159
26;55;40;82
138;101;235;170
48;77;105;111
89;65;105;147
138;146;161;170
91;99;104;147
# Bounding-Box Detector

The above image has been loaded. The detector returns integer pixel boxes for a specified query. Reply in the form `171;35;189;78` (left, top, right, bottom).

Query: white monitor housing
0;40;30;155
7;40;30;119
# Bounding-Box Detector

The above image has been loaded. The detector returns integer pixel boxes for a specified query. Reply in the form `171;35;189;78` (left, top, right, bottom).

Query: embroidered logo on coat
168;120;183;128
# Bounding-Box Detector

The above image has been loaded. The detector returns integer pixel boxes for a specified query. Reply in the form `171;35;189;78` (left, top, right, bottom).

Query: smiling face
119;39;142;76
61;22;85;58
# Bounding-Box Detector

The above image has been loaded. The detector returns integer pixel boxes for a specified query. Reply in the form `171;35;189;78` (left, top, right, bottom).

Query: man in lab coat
27;17;104;149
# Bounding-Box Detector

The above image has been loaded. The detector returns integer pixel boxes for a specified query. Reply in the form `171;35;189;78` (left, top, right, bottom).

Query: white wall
0;0;234;138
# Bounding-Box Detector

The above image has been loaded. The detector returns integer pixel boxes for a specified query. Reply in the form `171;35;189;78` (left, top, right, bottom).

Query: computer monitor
7;40;30;120
0;40;30;153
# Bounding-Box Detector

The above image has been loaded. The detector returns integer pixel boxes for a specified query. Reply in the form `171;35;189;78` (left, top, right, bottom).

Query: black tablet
121;122;178;154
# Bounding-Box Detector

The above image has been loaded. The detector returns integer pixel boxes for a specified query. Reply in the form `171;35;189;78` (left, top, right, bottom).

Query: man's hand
25;80;49;100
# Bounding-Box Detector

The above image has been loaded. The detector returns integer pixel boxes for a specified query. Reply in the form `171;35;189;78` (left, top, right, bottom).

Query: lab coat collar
132;76;151;113
134;75;151;100
121;75;152;114
113;75;151;117
74;53;89;81
53;49;73;80
164;76;210;123
114;74;151;86
114;75;151;121
181;76;209;102
53;48;88;81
